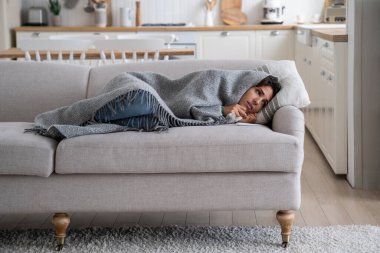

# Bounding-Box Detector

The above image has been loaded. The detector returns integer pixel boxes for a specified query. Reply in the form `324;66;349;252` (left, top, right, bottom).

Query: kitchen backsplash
21;0;324;26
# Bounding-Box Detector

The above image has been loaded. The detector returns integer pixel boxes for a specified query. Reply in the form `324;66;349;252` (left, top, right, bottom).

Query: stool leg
52;213;70;251
276;210;295;248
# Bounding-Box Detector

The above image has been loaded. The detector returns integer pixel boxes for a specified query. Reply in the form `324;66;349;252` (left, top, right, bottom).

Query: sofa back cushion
87;60;309;124
0;61;90;122
87;60;269;98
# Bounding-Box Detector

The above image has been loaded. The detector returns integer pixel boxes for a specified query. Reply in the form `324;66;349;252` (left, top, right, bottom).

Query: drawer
313;37;334;63
16;32;54;39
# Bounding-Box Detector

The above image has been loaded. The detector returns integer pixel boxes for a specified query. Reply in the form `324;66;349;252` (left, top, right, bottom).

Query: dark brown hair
257;75;281;98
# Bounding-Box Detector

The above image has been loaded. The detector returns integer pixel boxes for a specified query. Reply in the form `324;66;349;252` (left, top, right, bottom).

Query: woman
223;75;280;123
28;70;281;140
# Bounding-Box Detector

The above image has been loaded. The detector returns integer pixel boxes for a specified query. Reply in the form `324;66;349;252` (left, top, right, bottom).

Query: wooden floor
0;131;379;230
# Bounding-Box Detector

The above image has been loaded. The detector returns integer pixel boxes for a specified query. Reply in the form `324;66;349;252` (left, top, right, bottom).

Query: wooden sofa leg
276;210;295;248
52;213;70;251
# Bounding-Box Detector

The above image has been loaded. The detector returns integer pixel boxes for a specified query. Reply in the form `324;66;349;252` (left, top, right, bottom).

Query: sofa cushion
55;125;303;174
0;123;57;177
0;61;90;122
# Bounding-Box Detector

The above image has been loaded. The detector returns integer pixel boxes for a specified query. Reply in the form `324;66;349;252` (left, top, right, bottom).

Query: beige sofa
0;60;304;250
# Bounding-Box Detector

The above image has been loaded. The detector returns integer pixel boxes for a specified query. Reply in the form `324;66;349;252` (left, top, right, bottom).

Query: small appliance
324;3;346;23
261;0;285;24
26;6;48;26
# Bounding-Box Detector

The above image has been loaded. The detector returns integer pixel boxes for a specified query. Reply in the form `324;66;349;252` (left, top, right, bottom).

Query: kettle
27;6;48;26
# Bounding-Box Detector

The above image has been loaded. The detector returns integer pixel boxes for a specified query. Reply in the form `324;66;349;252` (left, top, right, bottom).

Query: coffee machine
324;0;346;23
261;0;285;24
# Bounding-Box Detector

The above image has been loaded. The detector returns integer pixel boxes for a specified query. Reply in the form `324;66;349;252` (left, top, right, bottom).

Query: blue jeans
94;92;155;129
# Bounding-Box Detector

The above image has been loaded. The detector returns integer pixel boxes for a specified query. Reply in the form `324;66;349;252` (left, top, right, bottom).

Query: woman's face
238;85;273;113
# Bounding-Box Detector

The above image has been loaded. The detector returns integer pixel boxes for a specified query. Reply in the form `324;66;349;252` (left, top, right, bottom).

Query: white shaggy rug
0;225;379;253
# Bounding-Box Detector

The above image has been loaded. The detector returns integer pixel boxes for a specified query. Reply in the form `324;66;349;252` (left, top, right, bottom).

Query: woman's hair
257;75;281;98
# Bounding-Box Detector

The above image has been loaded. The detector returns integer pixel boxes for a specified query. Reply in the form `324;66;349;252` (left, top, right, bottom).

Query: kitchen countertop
15;25;348;42
15;24;296;32
311;28;348;42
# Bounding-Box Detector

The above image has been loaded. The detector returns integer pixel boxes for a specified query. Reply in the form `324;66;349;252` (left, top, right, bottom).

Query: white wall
347;0;380;190
0;0;22;49
20;0;324;27
0;0;7;50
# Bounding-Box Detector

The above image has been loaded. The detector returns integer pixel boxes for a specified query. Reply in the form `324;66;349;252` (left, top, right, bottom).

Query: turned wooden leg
52;213;70;251
276;210;295;248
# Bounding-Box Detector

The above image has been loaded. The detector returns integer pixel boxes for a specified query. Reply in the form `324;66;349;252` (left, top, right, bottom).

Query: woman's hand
239;113;257;124
223;104;257;123
223;104;247;118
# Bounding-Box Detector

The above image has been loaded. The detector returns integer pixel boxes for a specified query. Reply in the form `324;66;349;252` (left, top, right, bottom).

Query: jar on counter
95;5;107;27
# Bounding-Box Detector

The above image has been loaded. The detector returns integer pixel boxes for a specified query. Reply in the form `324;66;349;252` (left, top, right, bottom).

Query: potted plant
48;0;61;26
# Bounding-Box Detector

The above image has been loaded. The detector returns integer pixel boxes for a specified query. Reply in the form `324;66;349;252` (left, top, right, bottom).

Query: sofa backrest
0;61;90;122
0;60;272;122
87;59;270;98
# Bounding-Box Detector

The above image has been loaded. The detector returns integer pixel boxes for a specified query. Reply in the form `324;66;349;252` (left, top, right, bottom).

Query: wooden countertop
15;24;296;32
311;28;348;42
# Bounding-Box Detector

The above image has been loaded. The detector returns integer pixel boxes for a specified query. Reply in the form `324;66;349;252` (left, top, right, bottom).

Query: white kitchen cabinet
295;39;316;136
296;35;347;174
16;31;56;42
16;31;136;49
255;30;294;60
196;31;255;60
316;37;347;175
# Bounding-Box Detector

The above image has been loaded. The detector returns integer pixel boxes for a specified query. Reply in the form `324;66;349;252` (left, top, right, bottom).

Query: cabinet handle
303;57;307;62
328;75;333;81
320;70;325;76
324;42;329;48
32;32;40;37
270;30;280;36
220;31;230;37
307;60;311;65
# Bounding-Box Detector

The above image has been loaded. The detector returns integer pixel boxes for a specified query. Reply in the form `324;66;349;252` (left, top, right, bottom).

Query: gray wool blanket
28;69;269;140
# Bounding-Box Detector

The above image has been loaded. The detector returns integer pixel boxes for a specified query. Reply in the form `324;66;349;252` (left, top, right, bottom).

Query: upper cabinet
255;30;294;60
197;31;255;60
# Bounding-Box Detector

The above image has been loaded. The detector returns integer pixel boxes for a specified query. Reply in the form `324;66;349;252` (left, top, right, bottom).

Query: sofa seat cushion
0;123;58;177
56;125;303;174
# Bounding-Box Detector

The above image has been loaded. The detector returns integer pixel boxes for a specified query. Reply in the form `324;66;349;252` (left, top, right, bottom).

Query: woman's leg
95;92;154;122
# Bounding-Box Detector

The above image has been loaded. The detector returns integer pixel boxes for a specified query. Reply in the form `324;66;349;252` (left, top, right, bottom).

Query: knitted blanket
27;69;269;140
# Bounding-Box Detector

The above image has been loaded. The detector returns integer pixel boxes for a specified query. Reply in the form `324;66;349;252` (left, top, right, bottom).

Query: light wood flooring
0;130;379;230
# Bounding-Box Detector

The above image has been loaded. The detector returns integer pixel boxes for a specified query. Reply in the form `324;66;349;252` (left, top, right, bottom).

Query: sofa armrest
272;105;305;144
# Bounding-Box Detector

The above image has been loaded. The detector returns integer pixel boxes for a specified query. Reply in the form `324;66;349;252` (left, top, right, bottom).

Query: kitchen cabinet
296;35;347;174
316;37;347;175
255;30;294;60
295;39;313;131
197;29;295;60
196;31;255;60
16;31;136;49
17;31;55;40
